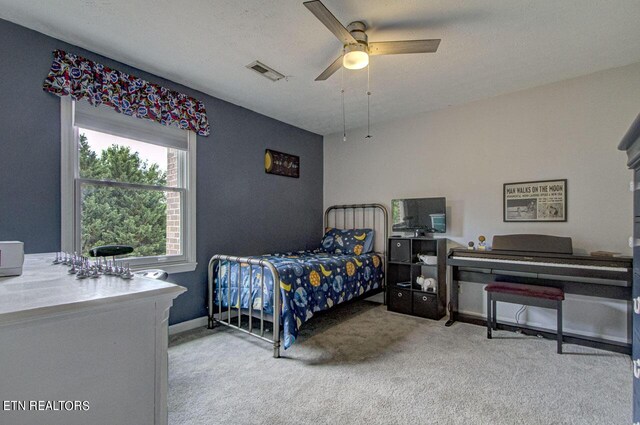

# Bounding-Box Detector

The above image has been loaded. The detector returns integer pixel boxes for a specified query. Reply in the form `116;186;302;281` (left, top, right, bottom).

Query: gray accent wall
0;18;323;325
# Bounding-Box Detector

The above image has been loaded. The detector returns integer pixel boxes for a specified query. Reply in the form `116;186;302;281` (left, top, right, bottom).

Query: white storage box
423;256;438;265
0;241;24;277
417;254;438;265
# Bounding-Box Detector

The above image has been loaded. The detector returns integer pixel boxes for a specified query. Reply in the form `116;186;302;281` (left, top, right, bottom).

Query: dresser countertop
0;254;186;324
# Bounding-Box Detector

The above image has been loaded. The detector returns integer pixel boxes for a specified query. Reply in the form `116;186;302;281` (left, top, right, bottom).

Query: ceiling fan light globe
343;51;369;70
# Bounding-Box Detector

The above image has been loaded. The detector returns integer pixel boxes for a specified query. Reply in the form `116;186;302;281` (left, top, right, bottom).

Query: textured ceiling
1;0;640;135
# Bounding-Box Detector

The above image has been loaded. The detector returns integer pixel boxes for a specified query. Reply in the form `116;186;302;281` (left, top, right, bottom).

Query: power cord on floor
515;305;526;324
514;305;527;334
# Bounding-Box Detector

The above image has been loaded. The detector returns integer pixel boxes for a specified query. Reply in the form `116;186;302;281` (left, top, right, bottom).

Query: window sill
131;262;197;275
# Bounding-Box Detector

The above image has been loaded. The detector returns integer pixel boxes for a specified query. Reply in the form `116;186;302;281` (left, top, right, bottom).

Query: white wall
324;62;640;343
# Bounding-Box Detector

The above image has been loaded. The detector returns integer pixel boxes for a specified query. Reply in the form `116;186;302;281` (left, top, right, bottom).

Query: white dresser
0;254;186;425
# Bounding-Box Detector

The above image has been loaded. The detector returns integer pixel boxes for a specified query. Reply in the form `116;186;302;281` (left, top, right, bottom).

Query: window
61;98;197;273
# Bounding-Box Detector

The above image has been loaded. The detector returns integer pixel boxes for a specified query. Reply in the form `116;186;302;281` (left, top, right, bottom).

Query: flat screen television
392;197;446;233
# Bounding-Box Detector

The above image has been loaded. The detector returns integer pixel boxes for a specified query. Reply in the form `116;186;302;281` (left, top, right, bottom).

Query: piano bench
485;282;564;354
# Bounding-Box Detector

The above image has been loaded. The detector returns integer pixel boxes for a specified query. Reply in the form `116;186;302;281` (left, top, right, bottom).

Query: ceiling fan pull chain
366;60;372;140
341;65;347;142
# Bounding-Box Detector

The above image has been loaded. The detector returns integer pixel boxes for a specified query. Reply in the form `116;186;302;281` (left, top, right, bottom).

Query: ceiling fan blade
304;0;357;45
315;55;344;81
369;39;441;56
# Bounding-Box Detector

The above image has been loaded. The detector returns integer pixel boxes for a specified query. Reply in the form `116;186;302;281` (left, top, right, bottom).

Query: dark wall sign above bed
265;149;299;178
503;179;567;222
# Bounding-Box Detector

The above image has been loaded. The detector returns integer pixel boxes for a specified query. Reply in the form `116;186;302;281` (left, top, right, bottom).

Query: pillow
320;228;375;255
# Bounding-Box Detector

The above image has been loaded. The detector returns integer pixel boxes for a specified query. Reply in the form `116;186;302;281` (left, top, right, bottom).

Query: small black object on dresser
387;237;447;320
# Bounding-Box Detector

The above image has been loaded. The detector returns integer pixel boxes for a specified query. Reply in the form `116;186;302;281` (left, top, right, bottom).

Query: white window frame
60;97;197;273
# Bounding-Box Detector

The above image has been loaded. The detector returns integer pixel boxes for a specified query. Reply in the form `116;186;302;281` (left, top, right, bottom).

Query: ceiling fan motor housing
346;21;368;47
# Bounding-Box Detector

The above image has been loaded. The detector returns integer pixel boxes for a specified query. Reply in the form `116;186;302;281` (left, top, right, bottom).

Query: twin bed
207;204;388;357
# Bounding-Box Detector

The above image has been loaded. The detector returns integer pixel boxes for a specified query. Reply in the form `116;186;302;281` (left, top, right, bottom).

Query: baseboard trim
169;311;242;335
457;308;629;344
169;316;208;335
455;312;631;355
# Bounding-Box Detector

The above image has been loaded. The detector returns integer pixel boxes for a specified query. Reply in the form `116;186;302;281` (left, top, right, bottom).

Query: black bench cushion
485;282;564;301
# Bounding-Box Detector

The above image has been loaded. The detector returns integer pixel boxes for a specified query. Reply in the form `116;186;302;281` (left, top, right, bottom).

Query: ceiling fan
303;0;441;81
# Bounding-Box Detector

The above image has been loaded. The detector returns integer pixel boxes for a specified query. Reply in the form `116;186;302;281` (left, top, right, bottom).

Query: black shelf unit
387;237;447;320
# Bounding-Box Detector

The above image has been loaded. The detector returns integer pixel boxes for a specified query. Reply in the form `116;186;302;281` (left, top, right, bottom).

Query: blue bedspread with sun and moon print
214;250;384;349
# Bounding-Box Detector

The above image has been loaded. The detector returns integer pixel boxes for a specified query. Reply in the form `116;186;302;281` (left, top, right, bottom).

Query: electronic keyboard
448;234;632;284
449;251;630;272
446;234;632;352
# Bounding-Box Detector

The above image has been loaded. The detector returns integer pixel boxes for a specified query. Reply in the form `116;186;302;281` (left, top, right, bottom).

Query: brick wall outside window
166;151;181;255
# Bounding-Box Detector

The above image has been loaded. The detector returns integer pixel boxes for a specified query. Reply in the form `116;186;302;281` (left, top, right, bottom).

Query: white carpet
168;301;631;425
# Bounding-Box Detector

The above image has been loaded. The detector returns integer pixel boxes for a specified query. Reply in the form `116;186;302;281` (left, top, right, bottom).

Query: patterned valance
43;49;210;136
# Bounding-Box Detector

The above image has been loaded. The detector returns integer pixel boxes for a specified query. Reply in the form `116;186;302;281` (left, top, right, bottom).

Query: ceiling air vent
246;61;285;82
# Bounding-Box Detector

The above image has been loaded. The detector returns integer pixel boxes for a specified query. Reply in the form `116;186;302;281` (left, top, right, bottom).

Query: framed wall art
264;149;299;178
503;179;567;222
